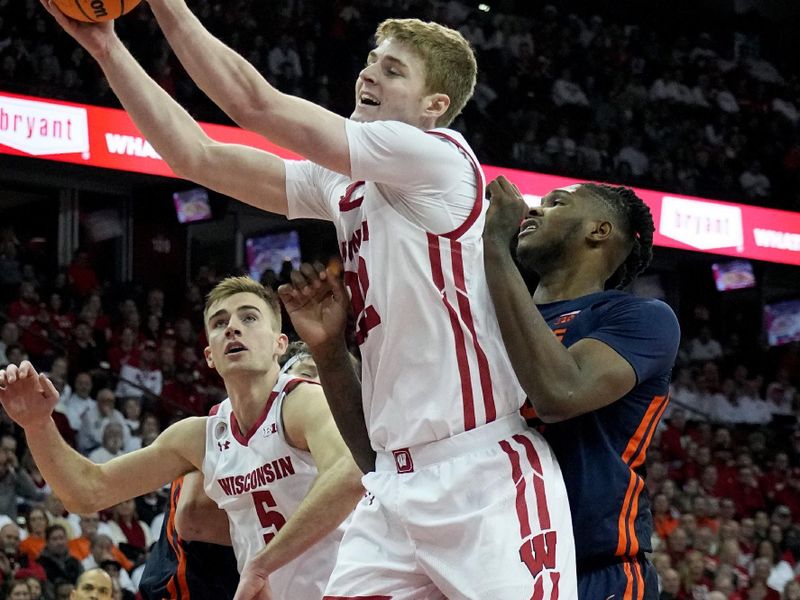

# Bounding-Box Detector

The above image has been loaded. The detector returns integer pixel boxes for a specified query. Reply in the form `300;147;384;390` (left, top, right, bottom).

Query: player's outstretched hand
40;0;118;59
484;175;528;247
278;262;350;351
0;361;60;431
233;562;272;600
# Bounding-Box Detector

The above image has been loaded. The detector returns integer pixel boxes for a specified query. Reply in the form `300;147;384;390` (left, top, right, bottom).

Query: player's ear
423;92;450;122
274;334;289;359
587;219;613;243
203;346;215;370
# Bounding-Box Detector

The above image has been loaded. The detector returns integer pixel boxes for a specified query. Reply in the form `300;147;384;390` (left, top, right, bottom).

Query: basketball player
138;345;321;600
41;4;576;597
0;277;364;599
482;176;681;599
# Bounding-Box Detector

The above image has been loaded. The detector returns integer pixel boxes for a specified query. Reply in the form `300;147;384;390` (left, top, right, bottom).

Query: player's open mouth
224;342;248;355
359;92;381;106
519;219;539;236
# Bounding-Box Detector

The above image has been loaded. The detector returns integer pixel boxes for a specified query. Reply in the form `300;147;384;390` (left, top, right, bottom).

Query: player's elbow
529;391;581;424
228;94;276;134
169;145;210;182
61;492;104;515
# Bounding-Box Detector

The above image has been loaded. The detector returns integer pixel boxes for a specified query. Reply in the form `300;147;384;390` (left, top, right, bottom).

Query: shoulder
281;380;327;425
596;293;678;323
283;379;324;405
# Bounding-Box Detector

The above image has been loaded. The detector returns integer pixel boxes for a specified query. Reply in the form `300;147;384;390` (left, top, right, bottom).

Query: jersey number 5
252;490;287;545
344;256;381;344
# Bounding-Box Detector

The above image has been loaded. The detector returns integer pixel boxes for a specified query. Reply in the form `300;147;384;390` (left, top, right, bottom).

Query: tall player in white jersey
41;2;577;597
0;277;363;599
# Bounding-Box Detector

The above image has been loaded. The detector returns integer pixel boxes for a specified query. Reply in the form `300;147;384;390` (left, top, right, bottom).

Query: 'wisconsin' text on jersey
216;456;296;496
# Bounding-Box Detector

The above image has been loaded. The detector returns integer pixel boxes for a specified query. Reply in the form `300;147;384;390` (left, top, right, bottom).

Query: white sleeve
345;120;480;234
346;120;468;191
284;159;338;221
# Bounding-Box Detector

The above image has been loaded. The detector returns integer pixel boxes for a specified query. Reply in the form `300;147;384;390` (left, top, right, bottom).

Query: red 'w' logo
339;181;365;212
519;531;557;578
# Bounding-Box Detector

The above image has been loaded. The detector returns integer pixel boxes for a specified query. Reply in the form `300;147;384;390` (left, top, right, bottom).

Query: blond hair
204;276;281;330
375;18;477;127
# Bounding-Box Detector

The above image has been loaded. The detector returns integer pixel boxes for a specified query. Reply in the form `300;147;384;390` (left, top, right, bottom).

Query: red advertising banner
2;90;799;266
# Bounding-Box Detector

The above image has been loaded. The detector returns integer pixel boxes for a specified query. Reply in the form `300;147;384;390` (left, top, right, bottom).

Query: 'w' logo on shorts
392;449;414;473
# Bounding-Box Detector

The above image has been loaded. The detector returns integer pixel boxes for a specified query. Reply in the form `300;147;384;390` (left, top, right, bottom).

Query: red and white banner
2;90;800;266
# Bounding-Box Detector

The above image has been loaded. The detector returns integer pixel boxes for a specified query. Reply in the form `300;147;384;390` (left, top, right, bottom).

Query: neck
226;366;281;436
532;263;607;304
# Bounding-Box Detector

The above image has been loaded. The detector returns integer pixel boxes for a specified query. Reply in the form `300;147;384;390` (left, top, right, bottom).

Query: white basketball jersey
202;374;346;599
285;120;525;452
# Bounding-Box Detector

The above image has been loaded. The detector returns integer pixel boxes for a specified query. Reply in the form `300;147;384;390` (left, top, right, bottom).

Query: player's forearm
146;0;281;132
250;456;362;575
92;37;213;178
22;418;110;514
311;342;375;473
483;242;586;422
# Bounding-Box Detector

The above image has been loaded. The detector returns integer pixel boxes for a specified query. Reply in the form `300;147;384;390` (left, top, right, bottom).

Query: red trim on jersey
427;233;476;430
514;434;551;530
616;395;669;557
230;391;279;446
229;378;316;446
451;240;496;423
425;131;485;240
208;403;221;417
500;439;532;539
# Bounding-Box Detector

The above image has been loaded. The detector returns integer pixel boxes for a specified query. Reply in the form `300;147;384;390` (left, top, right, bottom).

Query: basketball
52;0;142;22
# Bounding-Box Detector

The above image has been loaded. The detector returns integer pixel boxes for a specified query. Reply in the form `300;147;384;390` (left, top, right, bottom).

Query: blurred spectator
87;423;127;464
104;500;152;565
35;525;82;585
77;389;129;454
67;514;131;572
66;252;99;299
58;373;95;434
115;342;162;402
79;534;135;595
18;509;48;565
740;161;772;199
0;523;46;584
0;324;20;367
106;328;139;376
0;443;45;522
688;326;724;363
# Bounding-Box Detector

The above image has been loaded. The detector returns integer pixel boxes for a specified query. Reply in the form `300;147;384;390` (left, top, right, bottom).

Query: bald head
0;522;20;553
72;568;113;600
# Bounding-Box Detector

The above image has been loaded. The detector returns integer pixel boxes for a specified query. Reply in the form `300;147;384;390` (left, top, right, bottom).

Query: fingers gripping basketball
52;0;142;22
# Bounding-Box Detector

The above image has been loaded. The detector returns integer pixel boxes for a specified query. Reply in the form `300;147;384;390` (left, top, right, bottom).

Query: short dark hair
581;183;654;289
45;524;66;541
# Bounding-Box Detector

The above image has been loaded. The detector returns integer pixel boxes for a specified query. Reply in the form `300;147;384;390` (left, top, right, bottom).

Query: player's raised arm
277;264;374;473
40;0;289;215
144;0;351;176
0;361;203;514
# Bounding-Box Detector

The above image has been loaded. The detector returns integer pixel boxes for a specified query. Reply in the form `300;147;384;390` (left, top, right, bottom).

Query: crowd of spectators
2;0;800;209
